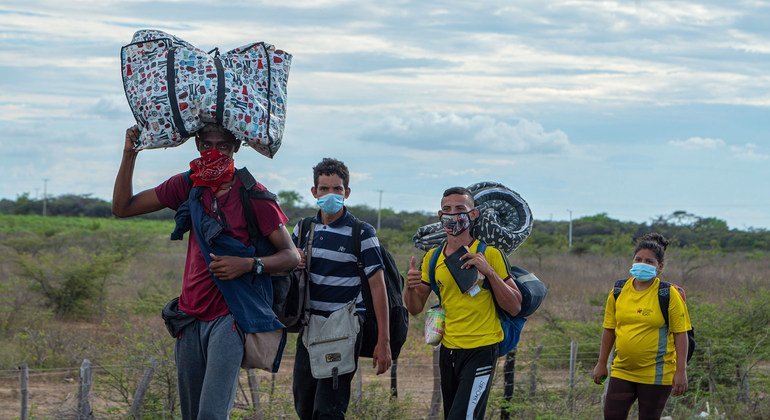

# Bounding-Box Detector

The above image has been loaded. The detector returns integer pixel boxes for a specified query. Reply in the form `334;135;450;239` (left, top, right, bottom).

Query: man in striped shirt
291;158;391;420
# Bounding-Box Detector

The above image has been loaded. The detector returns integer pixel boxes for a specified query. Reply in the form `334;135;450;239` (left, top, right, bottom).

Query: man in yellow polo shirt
405;187;522;420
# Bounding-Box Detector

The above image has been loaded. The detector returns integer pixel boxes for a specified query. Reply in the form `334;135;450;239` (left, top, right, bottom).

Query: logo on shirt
637;308;653;316
338;246;347;252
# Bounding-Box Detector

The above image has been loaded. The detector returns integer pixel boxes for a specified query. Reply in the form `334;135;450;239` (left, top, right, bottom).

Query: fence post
390;358;398;398
78;359;93;419
354;367;363;403
500;348;517;420
130;358;158;419
736;364;750;403
601;348;614;408
19;363;29;420
247;369;262;416
706;340;716;394
528;344;543;397
568;340;578;412
428;347;442;419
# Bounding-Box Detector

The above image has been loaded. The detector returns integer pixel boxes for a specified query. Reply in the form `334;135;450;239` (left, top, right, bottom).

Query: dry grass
1;228;768;418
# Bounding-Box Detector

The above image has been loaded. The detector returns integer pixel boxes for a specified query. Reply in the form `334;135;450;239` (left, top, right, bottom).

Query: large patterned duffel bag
121;29;292;158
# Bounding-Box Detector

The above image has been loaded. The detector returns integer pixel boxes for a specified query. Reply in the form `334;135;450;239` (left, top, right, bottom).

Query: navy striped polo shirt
292;208;384;317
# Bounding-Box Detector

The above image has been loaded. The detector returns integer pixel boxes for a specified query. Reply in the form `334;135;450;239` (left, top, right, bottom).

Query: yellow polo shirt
603;277;692;385
422;240;510;349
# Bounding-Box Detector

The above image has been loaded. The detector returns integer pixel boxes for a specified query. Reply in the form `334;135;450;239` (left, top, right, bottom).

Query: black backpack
351;218;410;361
613;279;696;363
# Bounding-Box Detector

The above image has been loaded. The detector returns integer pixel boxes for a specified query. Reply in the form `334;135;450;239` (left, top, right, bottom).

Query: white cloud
475;158;517;166
366;113;574;155
730;143;769;161
350;171;372;183
669;137;726;150
2;0;770;229
89;95;131;119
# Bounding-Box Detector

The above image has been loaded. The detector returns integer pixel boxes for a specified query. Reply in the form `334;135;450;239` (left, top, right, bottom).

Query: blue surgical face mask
317;193;344;215
630;263;657;281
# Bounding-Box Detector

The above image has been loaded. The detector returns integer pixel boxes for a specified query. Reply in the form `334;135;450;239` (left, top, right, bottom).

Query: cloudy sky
1;0;768;229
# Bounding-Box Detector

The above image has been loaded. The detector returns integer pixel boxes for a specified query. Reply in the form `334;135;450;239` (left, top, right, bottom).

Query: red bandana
189;149;235;190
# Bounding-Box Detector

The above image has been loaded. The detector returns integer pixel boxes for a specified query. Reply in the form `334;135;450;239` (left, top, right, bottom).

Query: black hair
634;232;670;263
442;186;475;207
313;158;349;188
194;123;241;152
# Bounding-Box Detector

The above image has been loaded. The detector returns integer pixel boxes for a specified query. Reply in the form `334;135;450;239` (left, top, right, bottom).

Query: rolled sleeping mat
413;181;533;255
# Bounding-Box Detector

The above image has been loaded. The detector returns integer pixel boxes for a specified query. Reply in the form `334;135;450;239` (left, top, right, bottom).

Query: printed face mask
189;149;235;190
317;193;345;215
440;211;472;236
629;262;657;281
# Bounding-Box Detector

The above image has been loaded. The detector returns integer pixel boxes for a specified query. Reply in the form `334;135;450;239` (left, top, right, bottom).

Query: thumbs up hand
406;256;422;290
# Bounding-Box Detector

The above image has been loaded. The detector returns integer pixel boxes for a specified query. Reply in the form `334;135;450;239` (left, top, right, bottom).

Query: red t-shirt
155;173;289;320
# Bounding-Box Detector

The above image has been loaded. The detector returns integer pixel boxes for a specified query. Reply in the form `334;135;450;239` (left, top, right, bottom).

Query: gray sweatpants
175;315;243;419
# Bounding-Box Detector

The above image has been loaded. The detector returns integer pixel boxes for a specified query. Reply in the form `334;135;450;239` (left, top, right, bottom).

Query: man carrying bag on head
113;124;298;419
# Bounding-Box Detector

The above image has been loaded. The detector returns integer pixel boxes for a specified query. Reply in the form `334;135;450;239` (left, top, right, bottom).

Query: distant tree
668;210;700;226
693;217;729;232
277;190;304;209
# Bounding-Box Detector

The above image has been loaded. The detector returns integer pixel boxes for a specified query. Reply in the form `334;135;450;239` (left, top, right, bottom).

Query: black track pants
439;344;498;420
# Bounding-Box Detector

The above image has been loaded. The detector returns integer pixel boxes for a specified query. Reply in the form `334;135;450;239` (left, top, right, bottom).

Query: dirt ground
0;354;445;419
2;351;542;419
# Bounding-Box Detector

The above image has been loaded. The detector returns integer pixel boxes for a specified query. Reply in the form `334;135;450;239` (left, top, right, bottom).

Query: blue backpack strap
476;241;488;256
475;241;489;284
475;241;522;355
427;242;445;303
658;281;671;327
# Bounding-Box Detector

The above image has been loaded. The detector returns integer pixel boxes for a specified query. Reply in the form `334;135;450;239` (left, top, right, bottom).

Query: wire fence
2;339;767;419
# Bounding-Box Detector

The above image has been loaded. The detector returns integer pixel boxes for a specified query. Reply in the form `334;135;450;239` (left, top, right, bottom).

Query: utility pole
43;178;49;217
376;190;383;231
567;209;573;249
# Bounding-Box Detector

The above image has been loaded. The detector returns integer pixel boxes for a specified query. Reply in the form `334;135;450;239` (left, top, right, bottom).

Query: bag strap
351;218;364;271
473;241;510;317
351;218;374;310
182;168;277;245
614;278;672;328
166;47;190;138
658;281;671;327
613;279;627;301
300;217;313;246
427;241;445;304
294;216;314;248
303;221;315;321
428;240;488;303
213;53;225;126
236;168;277;243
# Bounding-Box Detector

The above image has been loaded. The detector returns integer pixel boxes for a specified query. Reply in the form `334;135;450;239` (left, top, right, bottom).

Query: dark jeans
604;376;673;420
292;319;364;420
439;343;498;420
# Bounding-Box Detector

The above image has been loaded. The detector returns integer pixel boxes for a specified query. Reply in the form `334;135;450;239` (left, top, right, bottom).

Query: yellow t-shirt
602;277;693;385
421;240;511;349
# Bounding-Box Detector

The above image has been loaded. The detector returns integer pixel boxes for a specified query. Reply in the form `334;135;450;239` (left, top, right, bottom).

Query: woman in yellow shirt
592;233;692;419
